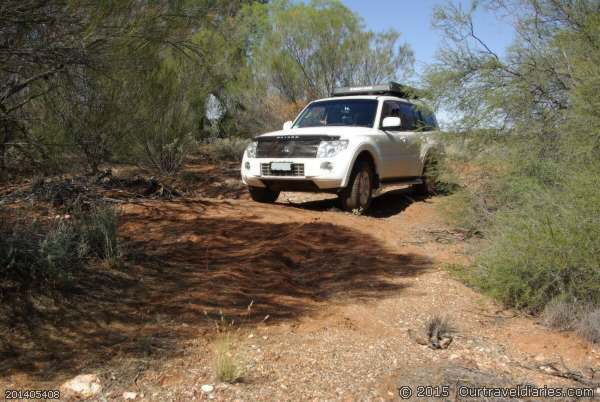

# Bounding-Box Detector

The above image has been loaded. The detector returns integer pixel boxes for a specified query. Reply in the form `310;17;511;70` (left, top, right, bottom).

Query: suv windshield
294;99;378;128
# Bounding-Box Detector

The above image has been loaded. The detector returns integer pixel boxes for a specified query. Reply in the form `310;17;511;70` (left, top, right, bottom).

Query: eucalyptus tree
252;0;415;102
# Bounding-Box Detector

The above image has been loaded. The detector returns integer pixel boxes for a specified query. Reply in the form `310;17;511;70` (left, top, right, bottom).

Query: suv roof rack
332;81;419;98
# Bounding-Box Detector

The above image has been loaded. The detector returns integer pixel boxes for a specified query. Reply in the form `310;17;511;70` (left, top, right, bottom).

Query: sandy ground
1;163;599;401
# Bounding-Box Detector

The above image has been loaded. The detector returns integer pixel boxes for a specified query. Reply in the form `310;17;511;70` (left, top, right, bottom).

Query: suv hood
255;126;374;140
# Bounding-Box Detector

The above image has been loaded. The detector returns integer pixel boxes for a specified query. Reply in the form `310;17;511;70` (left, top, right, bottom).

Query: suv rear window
421;110;438;130
294;99;378;128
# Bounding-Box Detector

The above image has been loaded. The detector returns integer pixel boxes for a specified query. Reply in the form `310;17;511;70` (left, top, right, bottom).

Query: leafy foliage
0;206;121;288
206;138;251;162
253;0;414;101
0;0;414;178
428;0;600;313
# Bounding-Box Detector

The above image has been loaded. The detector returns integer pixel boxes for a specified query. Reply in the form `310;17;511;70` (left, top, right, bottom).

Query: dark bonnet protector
255;135;341;141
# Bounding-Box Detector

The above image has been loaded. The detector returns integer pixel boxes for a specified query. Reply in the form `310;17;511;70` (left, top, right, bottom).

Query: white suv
241;82;441;212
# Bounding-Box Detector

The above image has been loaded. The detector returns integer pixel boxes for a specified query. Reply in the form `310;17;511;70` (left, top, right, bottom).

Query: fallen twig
512;358;599;387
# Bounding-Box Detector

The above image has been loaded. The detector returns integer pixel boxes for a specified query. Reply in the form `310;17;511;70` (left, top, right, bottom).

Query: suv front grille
256;139;320;158
261;163;305;177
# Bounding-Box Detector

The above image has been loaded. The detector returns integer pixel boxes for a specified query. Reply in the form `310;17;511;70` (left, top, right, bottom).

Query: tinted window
416;108;439;131
381;101;401;120
381;101;423;130
381;101;438;131
398;103;418;130
424;111;439;130
380;101;405;130
295;99;378;128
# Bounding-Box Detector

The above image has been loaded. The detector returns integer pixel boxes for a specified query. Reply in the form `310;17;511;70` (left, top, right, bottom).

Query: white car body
241;92;440;201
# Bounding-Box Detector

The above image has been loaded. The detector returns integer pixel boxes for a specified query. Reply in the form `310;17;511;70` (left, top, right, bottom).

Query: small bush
40;221;84;277
576;309;600;344
541;299;581;331
421;151;459;195
31;178;87;210
207;138;250;162
1;220;82;286
139;133;196;175
0;206;121;288
80;206;120;264
1;220;42;283
213;334;244;383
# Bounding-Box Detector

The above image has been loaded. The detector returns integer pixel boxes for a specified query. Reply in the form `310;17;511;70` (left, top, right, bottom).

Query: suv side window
398;103;417;130
381;101;432;131
380;101;402;124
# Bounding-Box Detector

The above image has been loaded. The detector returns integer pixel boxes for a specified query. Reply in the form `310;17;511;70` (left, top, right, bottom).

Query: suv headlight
317;140;349;158
245;141;258;158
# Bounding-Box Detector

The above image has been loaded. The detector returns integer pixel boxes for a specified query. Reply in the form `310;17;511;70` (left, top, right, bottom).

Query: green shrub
207;138;250;162
436;131;600;313
0;206;121;288
40;221;84;277
472;172;600;312
426;0;600;318
1;220;82;286
81;206;120;264
1;221;40;283
138;132;196;176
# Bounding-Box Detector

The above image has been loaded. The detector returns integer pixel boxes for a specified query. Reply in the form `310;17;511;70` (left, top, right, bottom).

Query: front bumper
241;156;350;190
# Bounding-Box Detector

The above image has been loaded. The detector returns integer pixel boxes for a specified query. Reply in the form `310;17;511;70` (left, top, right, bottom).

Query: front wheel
338;160;373;213
248;186;280;203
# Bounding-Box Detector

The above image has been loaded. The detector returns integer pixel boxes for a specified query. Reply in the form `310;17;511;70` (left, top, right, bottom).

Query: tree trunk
0;124;7;182
0;144;7;182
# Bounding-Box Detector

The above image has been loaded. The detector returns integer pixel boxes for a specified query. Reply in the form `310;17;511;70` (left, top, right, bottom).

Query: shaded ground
0;199;429;381
1;161;599;400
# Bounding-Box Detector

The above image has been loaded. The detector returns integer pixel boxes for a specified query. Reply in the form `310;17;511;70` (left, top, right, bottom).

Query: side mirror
283;121;293;130
382;116;401;129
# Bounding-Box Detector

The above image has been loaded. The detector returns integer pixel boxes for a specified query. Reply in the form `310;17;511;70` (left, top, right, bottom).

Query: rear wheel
248;186;280;203
339;160;373;212
413;155;438;196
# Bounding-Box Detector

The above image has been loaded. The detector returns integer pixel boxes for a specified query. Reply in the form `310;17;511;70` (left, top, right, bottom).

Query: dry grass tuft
576;309;600;344
213;334;244;383
209;304;254;383
426;315;454;339
408;315;456;349
541;299;580;331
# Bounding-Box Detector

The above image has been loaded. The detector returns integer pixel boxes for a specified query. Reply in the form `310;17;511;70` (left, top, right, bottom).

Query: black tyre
248;186;280;203
338;159;374;212
413;155;438;196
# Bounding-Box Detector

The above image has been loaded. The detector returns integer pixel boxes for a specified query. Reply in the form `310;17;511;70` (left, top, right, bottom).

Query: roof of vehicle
311;95;414;104
332;81;420;98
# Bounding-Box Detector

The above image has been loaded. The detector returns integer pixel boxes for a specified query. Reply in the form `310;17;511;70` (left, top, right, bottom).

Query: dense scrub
206;138;251;162
0;0;414;179
0;206;120;290
428;1;600;316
